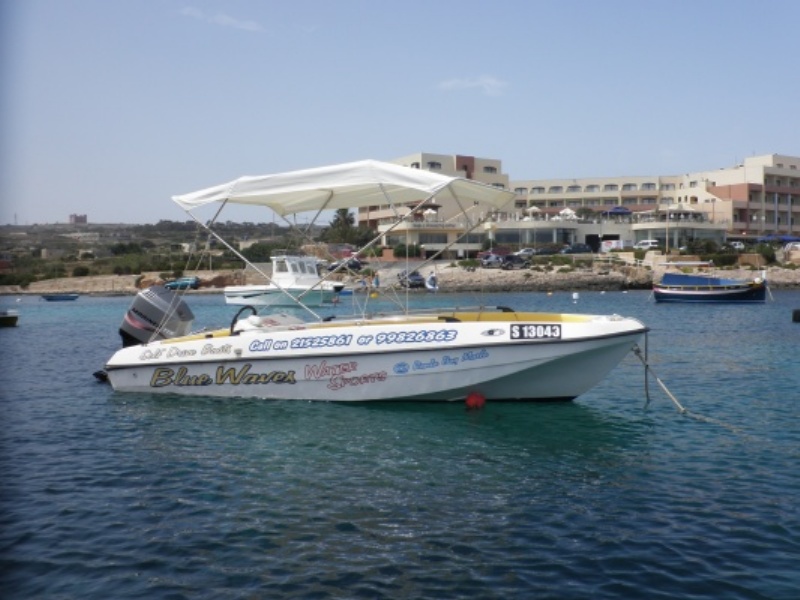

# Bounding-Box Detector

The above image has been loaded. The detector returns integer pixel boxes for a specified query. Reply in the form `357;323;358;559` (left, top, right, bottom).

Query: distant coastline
2;264;799;297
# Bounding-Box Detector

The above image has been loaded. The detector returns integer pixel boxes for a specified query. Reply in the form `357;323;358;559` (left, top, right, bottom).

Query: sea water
1;290;799;599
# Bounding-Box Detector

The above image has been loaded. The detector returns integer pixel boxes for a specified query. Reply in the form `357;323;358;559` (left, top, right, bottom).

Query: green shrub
393;243;422;258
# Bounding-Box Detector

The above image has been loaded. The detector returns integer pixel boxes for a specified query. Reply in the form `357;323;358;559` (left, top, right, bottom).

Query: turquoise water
1;290;799;599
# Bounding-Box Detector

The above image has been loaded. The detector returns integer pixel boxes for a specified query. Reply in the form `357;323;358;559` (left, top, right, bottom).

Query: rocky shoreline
2;263;799;296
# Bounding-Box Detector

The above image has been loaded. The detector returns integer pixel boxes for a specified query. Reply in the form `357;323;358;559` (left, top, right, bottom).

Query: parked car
560;243;593;254
501;254;531;270
514;248;536;258
480;253;504;268
164;276;200;290
728;241;746;251
327;257;363;272
397;269;425;288
530;245;561;256
633;240;660;250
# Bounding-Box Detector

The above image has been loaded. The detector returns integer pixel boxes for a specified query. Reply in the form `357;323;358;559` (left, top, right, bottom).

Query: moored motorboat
224;252;344;307
653;271;767;303
42;293;79;302
105;305;647;401
102;159;649;403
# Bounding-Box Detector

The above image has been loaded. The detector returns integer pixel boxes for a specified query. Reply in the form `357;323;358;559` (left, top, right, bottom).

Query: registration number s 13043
510;324;562;340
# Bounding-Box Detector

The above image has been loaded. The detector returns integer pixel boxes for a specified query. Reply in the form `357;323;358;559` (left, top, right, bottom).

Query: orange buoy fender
465;391;486;410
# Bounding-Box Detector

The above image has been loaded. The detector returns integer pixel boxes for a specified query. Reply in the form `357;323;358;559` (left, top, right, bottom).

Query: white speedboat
102;159;648;402
224;252;344;307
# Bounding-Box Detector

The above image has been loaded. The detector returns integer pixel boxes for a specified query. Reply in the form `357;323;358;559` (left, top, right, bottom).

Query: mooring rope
632;343;686;414
631;340;743;433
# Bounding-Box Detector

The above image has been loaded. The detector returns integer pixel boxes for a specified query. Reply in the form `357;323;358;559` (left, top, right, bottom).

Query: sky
2;0;799;225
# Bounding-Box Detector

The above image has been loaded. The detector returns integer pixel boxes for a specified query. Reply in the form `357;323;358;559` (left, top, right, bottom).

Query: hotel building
358;153;800;258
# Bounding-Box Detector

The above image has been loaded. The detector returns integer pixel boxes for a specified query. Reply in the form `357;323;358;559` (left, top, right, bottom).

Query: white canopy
172;159;516;217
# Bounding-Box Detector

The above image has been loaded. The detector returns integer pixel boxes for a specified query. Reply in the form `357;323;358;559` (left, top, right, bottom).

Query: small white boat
224;252;344;307
102;159;648;403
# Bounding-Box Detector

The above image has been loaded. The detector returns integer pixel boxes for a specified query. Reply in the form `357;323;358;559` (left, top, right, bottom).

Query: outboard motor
119;285;195;347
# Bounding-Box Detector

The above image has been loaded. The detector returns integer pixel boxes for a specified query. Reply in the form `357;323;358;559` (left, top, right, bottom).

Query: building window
531;186;545;194
483;166;497;174
427;161;442;169
662;183;675;191
622;183;637;191
514;187;528;194
689;181;697;188
491;183;505;189
567;185;581;192
419;233;447;244
603;184;618;191
585;184;600;192
548;186;563;193
642;182;656;190
410;162;420;169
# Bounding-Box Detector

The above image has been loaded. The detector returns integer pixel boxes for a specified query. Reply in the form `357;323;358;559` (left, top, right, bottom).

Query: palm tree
326;209;355;242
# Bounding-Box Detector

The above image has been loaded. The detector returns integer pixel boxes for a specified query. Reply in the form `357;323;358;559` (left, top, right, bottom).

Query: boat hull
653;273;767;303
105;314;646;402
224;284;343;307
653;286;766;303
0;310;19;327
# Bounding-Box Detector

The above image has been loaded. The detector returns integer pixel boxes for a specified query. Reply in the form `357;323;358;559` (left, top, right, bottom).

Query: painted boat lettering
394;351;480;376
249;339;273;352
462;348;489;362
140;347;196;360
290;334;353;350
305;360;358;380
510;324;562;340
413;358;439;370
304;359;386;391
328;371;388;391
201;343;232;355
375;329;457;345
140;343;232;361
150;364;296;387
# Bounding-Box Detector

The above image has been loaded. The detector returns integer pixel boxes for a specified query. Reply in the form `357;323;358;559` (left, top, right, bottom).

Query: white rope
631;343;744;433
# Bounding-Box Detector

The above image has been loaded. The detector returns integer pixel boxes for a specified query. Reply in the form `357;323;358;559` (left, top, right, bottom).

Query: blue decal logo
393;362;410;375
